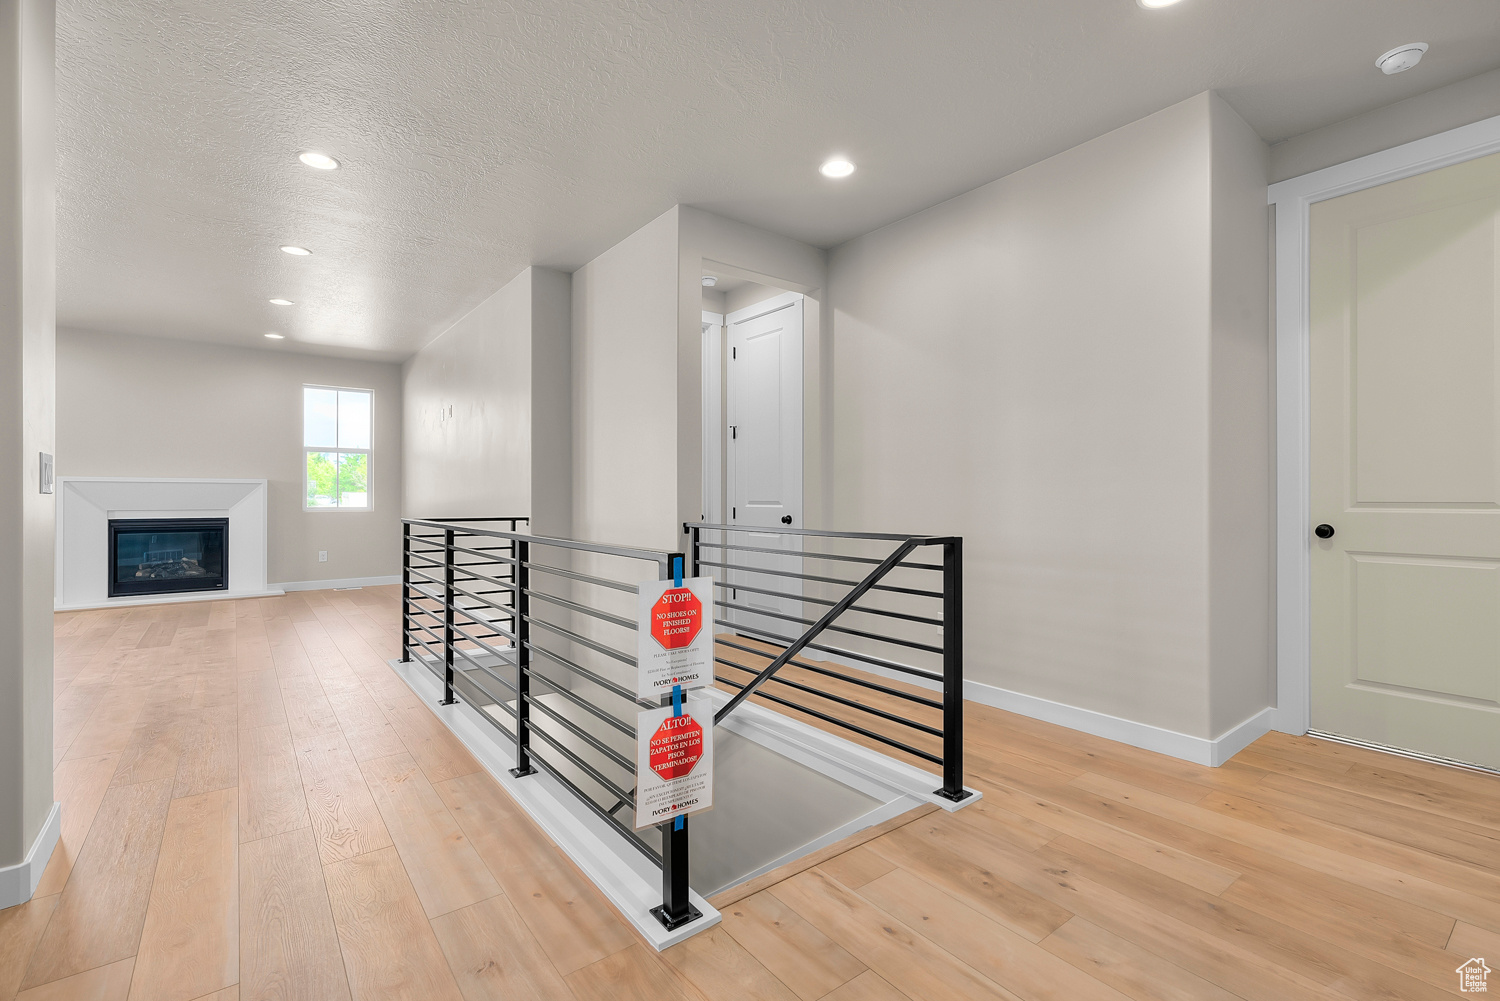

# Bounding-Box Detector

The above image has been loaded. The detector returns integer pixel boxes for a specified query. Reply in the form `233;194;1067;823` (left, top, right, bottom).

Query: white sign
635;700;714;829
636;576;714;700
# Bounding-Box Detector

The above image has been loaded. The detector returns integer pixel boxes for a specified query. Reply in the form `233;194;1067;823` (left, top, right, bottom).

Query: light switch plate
38;452;53;494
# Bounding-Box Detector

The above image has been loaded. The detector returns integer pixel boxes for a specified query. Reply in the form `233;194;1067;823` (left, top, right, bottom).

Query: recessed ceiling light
269;298;294;305
702;276;718;287
1137;0;1186;7
819;158;855;179
1376;43;1428;75
264;332;285;339
298;152;340;170
280;246;311;256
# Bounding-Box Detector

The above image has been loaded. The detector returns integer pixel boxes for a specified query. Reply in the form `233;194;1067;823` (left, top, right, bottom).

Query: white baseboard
963;679;1274;768
277;575;400;592
55;589;284;612
0;802;61;908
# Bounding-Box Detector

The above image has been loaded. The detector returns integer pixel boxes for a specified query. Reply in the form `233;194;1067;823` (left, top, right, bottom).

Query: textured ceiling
58;0;1500;361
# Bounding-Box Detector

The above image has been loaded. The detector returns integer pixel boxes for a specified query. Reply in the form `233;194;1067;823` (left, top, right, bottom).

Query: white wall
825;92;1271;744
571;208;682;551
1208;94;1274;735
402;266;571;533
0;0;55;876
57;329;403;586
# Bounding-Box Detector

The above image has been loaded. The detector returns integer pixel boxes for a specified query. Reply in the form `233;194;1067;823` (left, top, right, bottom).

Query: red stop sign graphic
651;587;702;650
649;714;703;781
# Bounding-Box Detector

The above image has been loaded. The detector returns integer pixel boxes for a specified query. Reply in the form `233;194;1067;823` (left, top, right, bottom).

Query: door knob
1315;524;1335;539
781;515;793;525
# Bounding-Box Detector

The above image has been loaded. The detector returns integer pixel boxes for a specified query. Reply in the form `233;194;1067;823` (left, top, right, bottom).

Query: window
304;386;371;509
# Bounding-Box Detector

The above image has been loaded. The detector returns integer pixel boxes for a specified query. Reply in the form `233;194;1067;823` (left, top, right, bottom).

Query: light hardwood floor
3;585;1497;1000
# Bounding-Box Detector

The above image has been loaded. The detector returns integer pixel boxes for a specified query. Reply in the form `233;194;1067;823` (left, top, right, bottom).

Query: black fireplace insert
108;517;229;598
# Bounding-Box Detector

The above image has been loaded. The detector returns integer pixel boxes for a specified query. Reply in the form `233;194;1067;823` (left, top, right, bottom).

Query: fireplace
108;517;229;598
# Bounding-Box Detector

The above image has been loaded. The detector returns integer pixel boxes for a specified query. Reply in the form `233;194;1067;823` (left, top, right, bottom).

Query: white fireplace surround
56;477;283;611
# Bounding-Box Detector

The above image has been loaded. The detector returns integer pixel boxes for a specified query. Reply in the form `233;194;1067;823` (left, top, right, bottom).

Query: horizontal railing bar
529;617;636;668
522;749;661;865
406;577;520;645
714;674;943;765
715;658;943;737
405;569;512;619
525;672;637;738
527;720;637;807
405;518;671;566
698;540;942;571
713;597;944;655
526;642;639;705
445;546;642;598
424;516;529;523
452;668;520;714
406;619;509;684
712;636;944;709
414;558;517;597
712;580;943;627
687;521;952;545
524;588;636;630
405;590;520;661
696;558;943;599
525;562;639;594
524;693;635;771
715;618;942;682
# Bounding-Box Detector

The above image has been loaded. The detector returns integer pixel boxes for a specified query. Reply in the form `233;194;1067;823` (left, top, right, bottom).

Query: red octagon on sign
649;714;703;781
651;587;702;650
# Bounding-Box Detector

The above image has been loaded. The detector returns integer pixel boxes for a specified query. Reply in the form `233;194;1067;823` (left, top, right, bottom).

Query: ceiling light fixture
1376;42;1428;75
280;245;311;256
264;332;285;339
819;158;855;179
702;276;718;287
269;298;294;305
298;152;340;170
1137;0;1186;7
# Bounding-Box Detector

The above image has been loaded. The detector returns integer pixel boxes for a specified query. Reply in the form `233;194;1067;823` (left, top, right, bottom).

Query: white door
1309;149;1500;770
725;292;804;640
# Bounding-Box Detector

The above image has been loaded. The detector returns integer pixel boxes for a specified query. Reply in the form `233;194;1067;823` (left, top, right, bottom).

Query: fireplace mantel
56;477;281;610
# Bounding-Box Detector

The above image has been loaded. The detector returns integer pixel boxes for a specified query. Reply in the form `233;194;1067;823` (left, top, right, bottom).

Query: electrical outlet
318;550;328;563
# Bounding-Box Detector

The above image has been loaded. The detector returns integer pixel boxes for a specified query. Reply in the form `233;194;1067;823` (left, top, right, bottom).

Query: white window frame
302;384;374;512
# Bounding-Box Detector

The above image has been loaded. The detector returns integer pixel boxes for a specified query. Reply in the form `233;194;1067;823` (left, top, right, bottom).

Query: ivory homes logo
1459;958;1491;993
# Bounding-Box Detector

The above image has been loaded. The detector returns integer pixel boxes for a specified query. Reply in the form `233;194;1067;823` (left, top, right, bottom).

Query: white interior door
1309;149;1500;770
726;292;803;640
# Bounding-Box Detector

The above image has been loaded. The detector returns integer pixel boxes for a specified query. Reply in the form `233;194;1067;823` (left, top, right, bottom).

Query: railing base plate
509;765;538;778
933;786;973;803
650;903;703;932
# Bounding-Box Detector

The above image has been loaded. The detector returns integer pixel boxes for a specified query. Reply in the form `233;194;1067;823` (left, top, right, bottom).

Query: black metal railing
687;522;969;803
401;517;700;930
400;516;969;932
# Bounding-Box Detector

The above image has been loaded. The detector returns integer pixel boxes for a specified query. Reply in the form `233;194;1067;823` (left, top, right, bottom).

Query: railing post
652;552;700;931
510;538;536;777
937;537;970;802
442;528;457;705
401;522;412;664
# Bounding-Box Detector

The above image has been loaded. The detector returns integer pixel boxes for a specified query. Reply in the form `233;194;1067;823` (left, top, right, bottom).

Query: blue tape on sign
672;683;685;831
673;556;682;588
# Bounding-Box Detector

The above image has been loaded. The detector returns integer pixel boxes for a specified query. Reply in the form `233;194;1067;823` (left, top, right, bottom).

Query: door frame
725;290;805;532
1269;111;1500;736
